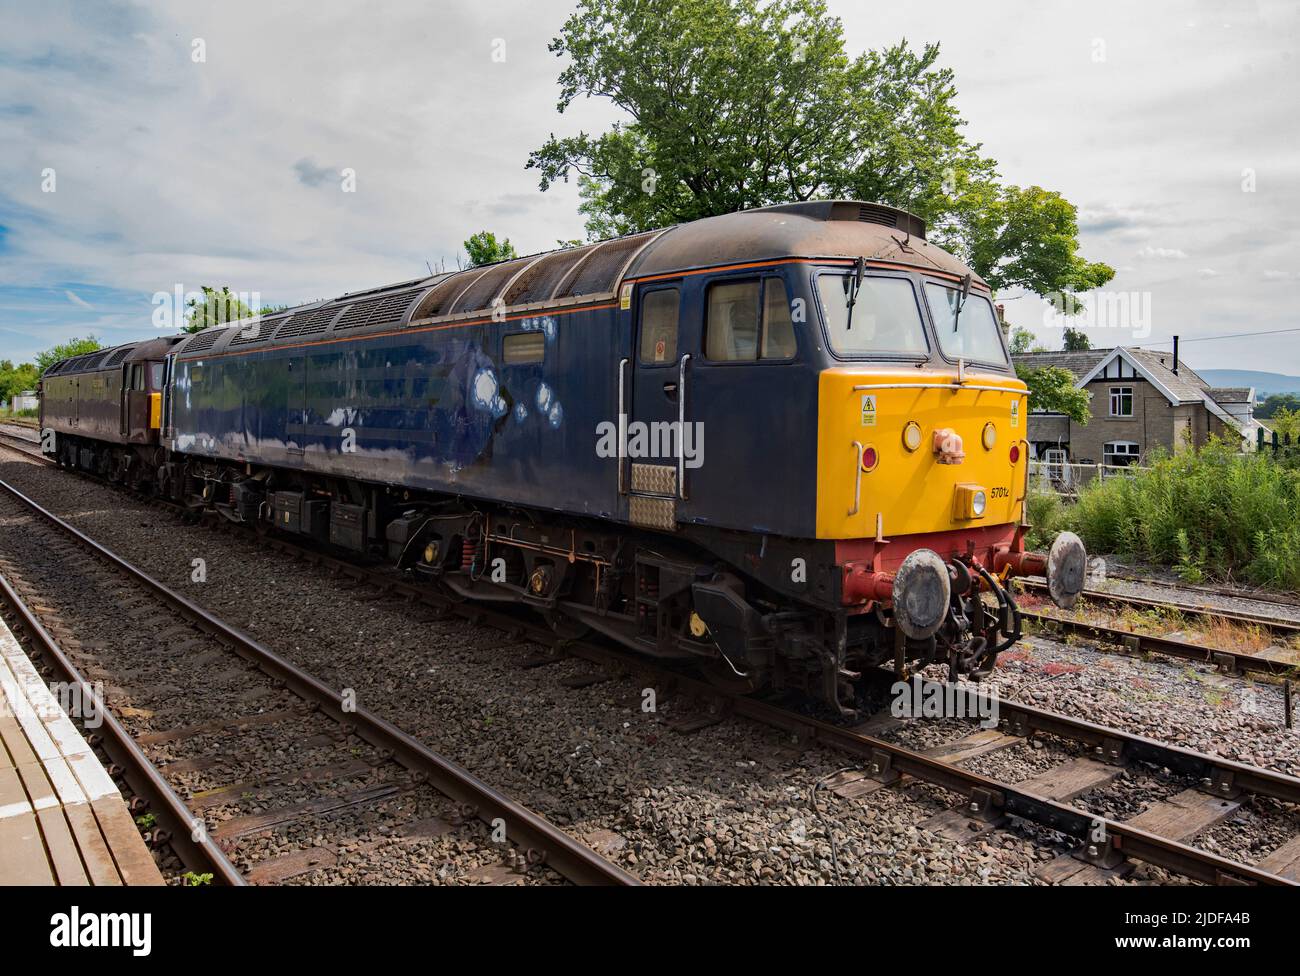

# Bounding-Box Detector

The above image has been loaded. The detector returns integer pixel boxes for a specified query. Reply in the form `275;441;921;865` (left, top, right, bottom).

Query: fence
1258;427;1296;455
1028;459;1147;496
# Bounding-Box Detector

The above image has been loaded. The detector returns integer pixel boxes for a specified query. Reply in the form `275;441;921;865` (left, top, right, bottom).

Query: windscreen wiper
845;256;866;331
952;272;973;331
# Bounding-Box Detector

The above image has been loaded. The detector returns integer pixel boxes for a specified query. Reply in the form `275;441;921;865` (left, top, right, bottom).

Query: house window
1044;448;1068;480
1103;441;1140;467
1109;386;1133;417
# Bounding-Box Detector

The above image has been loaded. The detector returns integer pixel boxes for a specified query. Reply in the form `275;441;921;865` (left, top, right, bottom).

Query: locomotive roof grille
170;201;958;359
273;304;341;339
334;276;429;303
415;266;488;319
448;261;521;314
104;346;135;366
180;326;232;355
501;244;598;306
559;231;658;298
227;315;288;347
80;351;111;370
333;287;424;331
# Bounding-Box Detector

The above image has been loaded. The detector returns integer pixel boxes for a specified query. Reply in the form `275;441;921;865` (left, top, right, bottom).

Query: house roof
1206;387;1254;403
1014;346;1216;403
1013;345;1251;432
1012;349;1110;381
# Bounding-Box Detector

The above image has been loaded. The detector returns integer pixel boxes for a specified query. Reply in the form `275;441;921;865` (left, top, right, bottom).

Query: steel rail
906;678;1300;805
220;520;1300;883
1017;578;1300;637
548;637;1299;886
7;437;1298;883
0;430;48;462
0;570;247;886
0;475;638;886
722;693;1297;887
1017;607;1298;677
1096;572;1300;610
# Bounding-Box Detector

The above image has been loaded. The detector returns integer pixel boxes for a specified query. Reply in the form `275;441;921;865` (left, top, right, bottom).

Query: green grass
1029;439;1300;592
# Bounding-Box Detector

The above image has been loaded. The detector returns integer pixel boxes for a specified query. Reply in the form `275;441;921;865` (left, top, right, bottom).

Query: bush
1058;439;1300;591
1024;487;1064;552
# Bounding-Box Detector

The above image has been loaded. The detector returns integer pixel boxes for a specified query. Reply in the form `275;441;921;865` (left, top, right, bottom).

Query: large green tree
1062;327;1092;351
464;231;518;267
1257;394;1300;419
528;0;1113;305
0;360;40;403
1008;327;1035;355
35;336;102;374
184;286;257;333
1015;364;1090;424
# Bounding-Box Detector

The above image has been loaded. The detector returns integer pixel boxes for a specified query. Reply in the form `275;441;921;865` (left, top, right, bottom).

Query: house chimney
1172;335;1179;374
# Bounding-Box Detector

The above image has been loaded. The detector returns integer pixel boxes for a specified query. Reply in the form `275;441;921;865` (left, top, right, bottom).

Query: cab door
675;270;814;538
119;363;131;436
285;354;305;458
124;362;150;442
625;282;684;531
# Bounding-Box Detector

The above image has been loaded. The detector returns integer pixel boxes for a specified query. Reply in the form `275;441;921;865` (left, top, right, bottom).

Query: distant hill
1199;369;1300;397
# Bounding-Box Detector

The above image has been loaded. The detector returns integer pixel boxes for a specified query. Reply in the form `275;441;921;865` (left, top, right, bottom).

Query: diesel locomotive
39;201;1086;714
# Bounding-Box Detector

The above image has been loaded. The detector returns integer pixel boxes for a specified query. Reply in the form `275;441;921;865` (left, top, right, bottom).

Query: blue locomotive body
167;267;820;539
41;202;1084;714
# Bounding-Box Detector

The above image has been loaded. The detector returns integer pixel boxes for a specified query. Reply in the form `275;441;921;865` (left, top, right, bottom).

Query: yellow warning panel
816;367;1028;539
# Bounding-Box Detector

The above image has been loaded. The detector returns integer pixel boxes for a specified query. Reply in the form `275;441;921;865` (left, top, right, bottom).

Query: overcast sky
1;0;1296;375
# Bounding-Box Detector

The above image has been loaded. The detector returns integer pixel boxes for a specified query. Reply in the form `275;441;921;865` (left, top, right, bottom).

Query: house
1013;344;1262;468
8;390;39;413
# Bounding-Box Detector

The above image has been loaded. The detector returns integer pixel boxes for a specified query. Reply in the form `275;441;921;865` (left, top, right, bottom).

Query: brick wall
1068;379;1177;463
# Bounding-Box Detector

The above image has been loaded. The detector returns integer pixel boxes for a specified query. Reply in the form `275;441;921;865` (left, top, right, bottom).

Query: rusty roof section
170;200;983;358
625;200;983;286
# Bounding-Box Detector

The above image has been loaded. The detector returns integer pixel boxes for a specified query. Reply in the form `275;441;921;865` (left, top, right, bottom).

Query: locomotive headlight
902;421;923;452
953;484;988;520
981;422;997;451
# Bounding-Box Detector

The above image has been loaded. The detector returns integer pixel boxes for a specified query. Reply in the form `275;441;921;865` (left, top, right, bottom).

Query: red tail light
1009;444;1021;463
861;446;879;471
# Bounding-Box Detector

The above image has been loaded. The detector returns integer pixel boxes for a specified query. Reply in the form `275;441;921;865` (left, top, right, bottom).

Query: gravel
2;444;1297;885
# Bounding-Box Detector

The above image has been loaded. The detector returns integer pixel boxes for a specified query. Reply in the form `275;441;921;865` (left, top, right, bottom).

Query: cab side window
762;279;796;359
705;277;796;361
130;364;144;390
639;288;679;365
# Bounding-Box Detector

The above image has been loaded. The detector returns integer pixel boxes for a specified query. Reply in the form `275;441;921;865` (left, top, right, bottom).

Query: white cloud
1197;268;1219;278
2;0;1298;373
64;289;93;308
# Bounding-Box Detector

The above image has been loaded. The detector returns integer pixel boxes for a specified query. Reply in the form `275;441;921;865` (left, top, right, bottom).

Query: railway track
267;542;1300;885
4;435;1300;884
0;474;637;886
1089;570;1300;611
180;499;1300;885
1015;581;1300;678
1018;577;1300;638
0;427;42;457
6;427;1295;680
